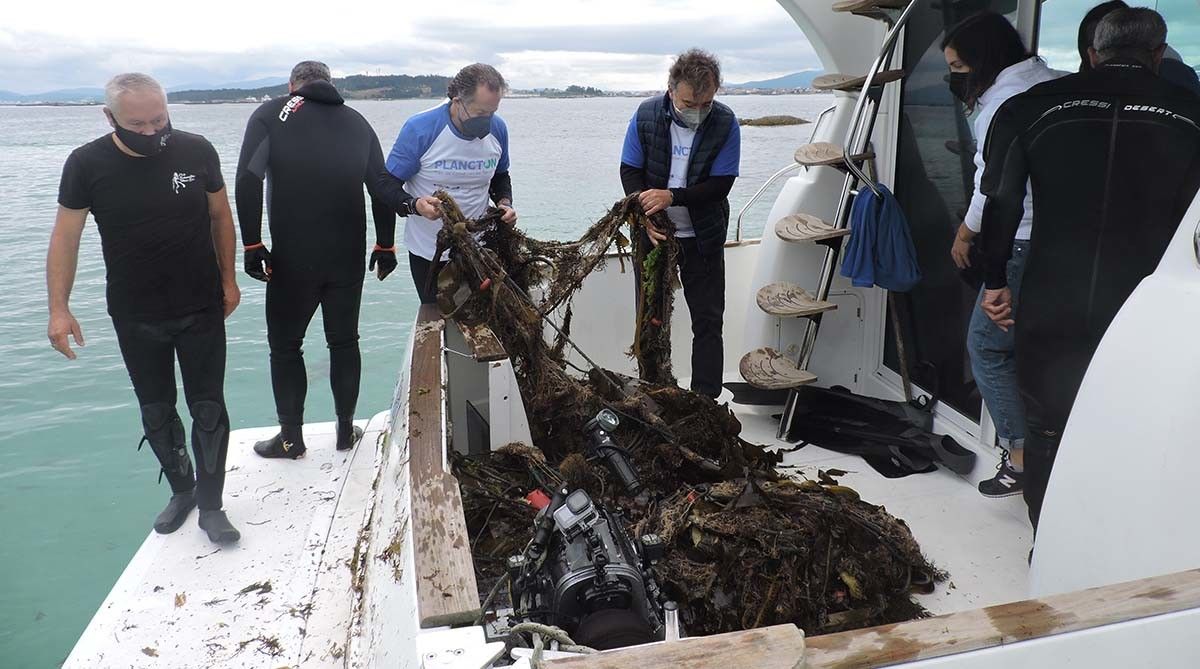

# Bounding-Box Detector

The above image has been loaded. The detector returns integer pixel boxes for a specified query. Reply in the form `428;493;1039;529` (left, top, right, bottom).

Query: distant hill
166;77;288;93
169;74;451;103
0;87;105;103
727;71;824;90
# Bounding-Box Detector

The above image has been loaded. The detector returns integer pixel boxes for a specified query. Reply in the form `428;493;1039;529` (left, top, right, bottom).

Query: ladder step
756;282;838;318
794;142;875;168
775;213;851;244
812;69;905;92
831;0;909;12
740;348;818;391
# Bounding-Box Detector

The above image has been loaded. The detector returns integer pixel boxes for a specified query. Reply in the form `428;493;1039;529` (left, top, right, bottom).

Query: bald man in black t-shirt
47;72;242;544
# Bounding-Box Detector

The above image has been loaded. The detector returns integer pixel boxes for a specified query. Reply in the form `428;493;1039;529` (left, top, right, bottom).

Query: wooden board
409;304;481;628
455;319;508;362
740;348;818;391
757;282;838;318
831;0;909;12
812;70;905;92
794;142;875;168
806;567;1200;668
546;624;807;669
775;214;850;244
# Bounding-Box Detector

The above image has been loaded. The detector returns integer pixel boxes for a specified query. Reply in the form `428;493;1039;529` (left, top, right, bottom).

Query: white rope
510;622;597;668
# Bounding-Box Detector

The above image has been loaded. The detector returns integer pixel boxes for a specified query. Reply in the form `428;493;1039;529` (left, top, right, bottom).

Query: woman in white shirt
943;11;1063;500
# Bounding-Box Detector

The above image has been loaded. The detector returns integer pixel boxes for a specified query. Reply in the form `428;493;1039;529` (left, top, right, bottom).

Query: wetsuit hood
293;80;344;105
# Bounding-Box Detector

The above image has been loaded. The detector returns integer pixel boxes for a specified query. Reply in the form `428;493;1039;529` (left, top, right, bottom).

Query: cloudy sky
0;0;819;94
1;0;1195;94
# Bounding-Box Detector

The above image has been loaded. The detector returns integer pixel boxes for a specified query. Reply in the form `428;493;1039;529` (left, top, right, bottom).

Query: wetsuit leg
175;308;230;511
319;275;364;424
1023;412;1064;531
408;252;445;305
266;267;322;429
677;238;725;399
113;318;193;491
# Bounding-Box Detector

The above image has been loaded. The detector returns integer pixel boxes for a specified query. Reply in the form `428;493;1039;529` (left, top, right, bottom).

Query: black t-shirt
58;130;226;321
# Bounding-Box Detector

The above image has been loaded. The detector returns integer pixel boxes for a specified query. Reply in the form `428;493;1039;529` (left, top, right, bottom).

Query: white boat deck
733;406;1034;617
64;412;390;669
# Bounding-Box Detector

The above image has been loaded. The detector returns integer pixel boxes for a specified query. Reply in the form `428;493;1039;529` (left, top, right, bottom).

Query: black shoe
153;491;196;534
978;451;1024;498
198;509;241;544
253;433;306;459
336;424;364;451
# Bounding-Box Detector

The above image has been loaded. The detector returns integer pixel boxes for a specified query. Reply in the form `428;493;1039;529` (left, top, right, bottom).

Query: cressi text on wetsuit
235;80;407;434
978;60;1200;526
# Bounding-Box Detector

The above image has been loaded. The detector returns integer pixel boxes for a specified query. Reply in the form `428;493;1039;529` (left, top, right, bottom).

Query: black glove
369;246;397;281
244;244;272;282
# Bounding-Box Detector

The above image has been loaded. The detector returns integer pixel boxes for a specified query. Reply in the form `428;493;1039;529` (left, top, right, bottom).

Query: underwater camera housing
508;412;666;651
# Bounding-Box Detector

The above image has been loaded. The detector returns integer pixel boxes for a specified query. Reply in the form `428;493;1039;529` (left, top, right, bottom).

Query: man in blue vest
619;49;741;399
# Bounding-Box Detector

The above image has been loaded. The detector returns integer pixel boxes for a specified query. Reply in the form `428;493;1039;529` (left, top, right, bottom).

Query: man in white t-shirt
385;63;517;303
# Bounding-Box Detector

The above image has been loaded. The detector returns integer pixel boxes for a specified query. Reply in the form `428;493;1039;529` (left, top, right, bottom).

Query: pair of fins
785;385;976;478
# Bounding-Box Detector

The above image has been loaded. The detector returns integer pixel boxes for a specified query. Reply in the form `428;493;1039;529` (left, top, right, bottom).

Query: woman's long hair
942;11;1030;109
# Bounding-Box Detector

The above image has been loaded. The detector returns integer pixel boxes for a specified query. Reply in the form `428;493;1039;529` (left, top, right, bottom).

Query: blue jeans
967;240;1029;448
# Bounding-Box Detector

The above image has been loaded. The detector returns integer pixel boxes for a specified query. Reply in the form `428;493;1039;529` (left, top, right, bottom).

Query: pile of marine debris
427;192;942;636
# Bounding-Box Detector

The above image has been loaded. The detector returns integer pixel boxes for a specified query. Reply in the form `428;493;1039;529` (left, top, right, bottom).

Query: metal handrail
733;104;836;242
839;0;919;197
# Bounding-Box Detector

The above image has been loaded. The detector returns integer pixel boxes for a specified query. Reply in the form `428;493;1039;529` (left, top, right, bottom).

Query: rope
510;622;597;668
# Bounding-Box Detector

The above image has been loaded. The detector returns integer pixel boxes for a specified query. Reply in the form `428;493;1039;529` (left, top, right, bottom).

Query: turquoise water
0;94;830;666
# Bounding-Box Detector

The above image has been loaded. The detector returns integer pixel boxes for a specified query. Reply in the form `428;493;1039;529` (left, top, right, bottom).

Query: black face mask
111;116;172;156
457;102;493;140
948;72;972;105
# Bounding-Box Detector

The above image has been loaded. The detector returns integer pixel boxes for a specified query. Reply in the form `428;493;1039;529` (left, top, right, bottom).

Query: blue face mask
457;101;493;139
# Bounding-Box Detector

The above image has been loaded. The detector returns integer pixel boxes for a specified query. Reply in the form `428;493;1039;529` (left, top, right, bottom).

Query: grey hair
668;49;722;95
1094;7;1167;63
290;60;332;88
446;63;508;103
104;72;166;111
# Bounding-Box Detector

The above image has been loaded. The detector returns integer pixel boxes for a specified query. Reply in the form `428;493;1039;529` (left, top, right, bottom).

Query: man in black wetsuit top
47;72;242;544
235;61;410;459
978;7;1200;529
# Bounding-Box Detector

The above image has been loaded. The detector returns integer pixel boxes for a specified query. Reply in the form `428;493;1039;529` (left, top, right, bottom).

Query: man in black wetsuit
978;7;1200;529
47;72;241;544
236;61;410;458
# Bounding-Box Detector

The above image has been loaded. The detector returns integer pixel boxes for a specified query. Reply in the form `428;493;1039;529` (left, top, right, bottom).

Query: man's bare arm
207;187;240;318
46;205;88;359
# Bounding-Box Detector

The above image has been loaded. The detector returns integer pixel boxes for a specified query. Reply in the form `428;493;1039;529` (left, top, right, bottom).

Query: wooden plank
806;568;1200;668
546;624;807;669
409;305;481;627
455;319;508;362
740;348;818;390
812;70;905;92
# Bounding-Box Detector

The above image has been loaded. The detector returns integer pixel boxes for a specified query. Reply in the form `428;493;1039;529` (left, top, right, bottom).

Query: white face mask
672;103;710;131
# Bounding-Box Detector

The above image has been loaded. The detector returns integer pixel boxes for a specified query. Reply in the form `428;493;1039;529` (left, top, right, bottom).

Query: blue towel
839;183;921;292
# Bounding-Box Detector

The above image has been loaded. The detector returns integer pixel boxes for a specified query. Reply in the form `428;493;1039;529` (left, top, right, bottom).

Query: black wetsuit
979;60;1200;527
58;131;232;511
235;81;407;431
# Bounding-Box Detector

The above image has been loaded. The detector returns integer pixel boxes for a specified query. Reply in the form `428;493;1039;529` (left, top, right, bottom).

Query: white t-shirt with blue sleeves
386;102;510;260
620;107;740;238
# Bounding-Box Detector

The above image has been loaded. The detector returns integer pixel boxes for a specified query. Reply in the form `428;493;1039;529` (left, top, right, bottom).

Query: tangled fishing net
427;192;942;636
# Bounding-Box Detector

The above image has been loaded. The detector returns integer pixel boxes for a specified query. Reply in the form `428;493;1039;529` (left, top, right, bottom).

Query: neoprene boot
198;509;240;544
154;491;197;534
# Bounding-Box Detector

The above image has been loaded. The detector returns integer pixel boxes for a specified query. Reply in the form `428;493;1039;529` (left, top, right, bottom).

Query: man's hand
244;244;272;282
48;310;85;360
982;287;1014;331
497;203;518;226
222;280;241;319
643;219;668;247
414;196;443;220
638;189;673;216
951;223;976;270
370;246;398;281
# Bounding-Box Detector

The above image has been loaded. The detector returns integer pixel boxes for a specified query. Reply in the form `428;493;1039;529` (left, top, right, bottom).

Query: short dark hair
668;49;722;95
1077;1;1129;71
942;12;1029;109
447;63;508;102
290;61;332;88
1093;7;1168;67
